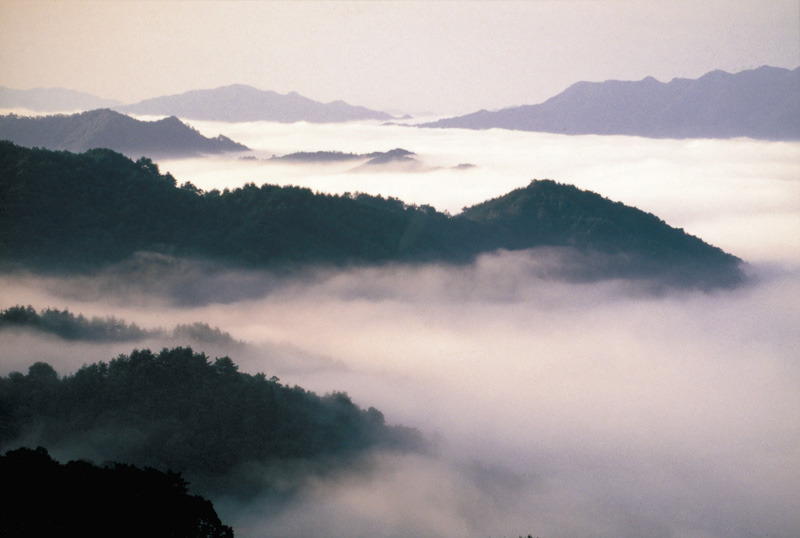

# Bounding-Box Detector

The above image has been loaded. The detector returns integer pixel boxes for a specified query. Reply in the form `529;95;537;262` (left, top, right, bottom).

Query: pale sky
1;0;798;114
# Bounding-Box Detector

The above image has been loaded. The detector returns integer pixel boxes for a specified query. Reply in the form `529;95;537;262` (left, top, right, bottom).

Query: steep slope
0;86;122;112
0;109;249;158
0;142;744;288
422;66;800;140
116;84;394;123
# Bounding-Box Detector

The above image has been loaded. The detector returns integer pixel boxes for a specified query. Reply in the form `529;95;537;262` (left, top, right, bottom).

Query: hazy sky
1;0;798;114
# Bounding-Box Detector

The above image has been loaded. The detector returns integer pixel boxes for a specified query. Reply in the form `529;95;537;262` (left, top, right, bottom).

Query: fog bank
1;255;798;537
2;123;798;537
156;121;800;267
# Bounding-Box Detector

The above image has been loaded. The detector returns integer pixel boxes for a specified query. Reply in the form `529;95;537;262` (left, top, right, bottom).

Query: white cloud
2;123;799;537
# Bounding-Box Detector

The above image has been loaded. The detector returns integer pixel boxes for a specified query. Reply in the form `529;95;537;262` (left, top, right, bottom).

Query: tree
0;446;234;538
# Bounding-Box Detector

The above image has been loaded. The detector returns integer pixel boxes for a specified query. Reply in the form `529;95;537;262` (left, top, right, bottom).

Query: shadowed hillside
1;446;233;538
0;348;422;498
0;142;743;288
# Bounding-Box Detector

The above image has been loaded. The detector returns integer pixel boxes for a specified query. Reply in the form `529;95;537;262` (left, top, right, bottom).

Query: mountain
0;86;122;112
0;142;743;288
116;84;394;123
269;147;415;163
0;109;249;158
421;66;800;140
454;179;741;284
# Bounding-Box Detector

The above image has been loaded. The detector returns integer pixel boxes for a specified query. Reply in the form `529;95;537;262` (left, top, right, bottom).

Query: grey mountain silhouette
421;66;800;140
116;84;394;123
0;109;249;158
0;86;122;112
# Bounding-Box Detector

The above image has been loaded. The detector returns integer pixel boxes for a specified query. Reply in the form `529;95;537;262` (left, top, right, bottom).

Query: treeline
0;347;422;497
1;446;233;538
0;304;240;345
0;141;742;286
0;141;448;270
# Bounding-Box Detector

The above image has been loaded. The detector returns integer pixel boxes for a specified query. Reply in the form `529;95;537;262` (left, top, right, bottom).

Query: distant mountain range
115;84;395;123
0;86;122;112
0;141;743;289
421;66;800;140
0;109;249;158
268;148;415;164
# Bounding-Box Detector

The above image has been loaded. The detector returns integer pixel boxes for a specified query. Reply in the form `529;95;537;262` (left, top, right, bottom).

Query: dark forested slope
0;142;743;287
0;304;240;346
1;446;233;538
0;348;420;498
0;109;249;158
454;180;741;284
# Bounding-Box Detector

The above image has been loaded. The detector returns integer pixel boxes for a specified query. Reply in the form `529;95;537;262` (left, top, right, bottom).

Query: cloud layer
1;125;798;537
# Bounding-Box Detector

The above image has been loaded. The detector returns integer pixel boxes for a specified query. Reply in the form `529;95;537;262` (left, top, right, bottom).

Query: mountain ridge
0;109;249;158
0;142;744;289
420;66;800;140
115;84;395;123
0;86;122;112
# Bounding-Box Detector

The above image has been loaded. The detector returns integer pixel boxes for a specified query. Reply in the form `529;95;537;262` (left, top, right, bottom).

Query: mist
155;119;800;267
1;122;798;537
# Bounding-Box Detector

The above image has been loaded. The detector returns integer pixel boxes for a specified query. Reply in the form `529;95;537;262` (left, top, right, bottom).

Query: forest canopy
0;347;423;498
0;304;240;345
0;141;743;287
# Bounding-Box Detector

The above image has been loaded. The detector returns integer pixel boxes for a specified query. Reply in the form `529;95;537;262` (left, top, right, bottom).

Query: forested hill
421;66;800;141
0;348;421;498
0;109;249;158
0;142;743;288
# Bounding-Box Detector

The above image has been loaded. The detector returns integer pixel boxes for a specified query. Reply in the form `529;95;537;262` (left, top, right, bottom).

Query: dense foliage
0;348;421;497
0;141;743;286
1;446;233;538
456;180;743;284
0;304;151;341
0;304;240;345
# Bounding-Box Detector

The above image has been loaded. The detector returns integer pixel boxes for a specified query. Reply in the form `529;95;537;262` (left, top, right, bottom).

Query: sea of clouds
1;120;798;538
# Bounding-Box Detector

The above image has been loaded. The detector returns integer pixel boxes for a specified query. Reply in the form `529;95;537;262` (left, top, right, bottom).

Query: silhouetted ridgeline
268;147;415;164
0;109;249;158
422;66;800;141
0;305;240;346
115;84;394;123
0;142;743;287
0;85;123;112
1;446;233;538
0;348;422;498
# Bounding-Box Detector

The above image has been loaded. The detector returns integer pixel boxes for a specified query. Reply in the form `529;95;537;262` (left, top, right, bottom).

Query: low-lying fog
2;121;799;538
